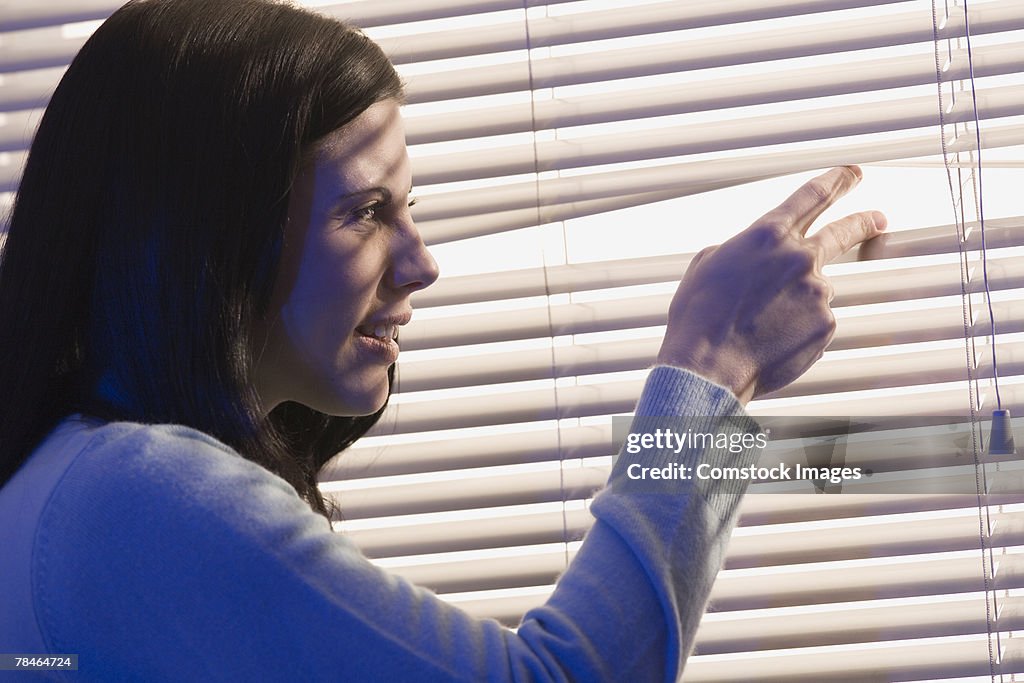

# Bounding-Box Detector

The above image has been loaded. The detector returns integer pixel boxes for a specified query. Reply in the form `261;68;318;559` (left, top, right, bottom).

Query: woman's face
253;99;438;416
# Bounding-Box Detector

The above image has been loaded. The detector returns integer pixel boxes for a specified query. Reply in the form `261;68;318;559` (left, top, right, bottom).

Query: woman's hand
656;166;887;404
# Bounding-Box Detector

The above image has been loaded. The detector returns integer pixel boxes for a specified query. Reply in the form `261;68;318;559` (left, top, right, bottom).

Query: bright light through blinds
1;0;1022;680
326;1;1024;680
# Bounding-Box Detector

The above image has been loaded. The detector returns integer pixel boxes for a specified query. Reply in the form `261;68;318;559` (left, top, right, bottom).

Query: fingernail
871;211;888;230
847;165;863;181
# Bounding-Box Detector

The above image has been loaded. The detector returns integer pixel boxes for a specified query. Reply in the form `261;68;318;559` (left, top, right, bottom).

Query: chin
321;373;391;416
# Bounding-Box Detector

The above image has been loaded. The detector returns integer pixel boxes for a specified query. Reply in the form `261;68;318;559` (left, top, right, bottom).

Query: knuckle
685;245;719;275
749;221;787;245
860;212;876;236
696;245;718;260
820;310;837;338
805;179;833;205
833;226;854;253
800;278;828;300
786;247;816;273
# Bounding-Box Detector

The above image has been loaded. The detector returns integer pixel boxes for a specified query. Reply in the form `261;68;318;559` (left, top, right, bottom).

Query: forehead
308;99;409;190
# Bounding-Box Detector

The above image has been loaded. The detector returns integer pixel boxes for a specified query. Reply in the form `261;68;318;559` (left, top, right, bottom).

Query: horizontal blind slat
8;42;1020;150
711;552;1023;611
413;219;1023;307
0;66;64;115
443;553;1024;622
374;0;911;65
693;595;1022;655
401;0;1024;104
393;330;1020;401
411;85;1024;185
0;26;85;73
371;372;1024;434
0;0;120;33
681;633;1024;682
413;123;1024;242
326;447;1023;522
320;0;575;29
348;503;1024;573
399;285;1024;354
350;509;1024;589
404;43;1024;144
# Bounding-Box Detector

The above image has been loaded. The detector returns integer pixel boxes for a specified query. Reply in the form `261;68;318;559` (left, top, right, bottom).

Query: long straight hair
0;0;404;521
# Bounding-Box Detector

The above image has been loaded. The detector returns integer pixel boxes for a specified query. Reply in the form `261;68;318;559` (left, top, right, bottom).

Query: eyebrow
334;186;392;205
332;183;417;207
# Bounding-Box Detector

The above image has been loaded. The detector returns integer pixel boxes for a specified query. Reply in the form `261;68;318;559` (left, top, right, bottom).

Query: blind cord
961;2;1010;676
961;0;1003;412
932;1;1001;680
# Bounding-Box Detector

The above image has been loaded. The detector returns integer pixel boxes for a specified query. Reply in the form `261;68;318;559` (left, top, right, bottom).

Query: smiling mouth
355;323;399;342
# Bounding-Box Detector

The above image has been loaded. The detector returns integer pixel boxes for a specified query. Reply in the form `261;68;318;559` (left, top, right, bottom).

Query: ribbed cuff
635;365;744;419
610;365;763;522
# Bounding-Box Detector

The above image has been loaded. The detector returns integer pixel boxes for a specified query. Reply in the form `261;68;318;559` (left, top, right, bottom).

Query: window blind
3;1;1024;680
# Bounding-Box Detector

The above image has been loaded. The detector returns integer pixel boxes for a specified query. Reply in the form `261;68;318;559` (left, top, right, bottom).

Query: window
3;1;1022;679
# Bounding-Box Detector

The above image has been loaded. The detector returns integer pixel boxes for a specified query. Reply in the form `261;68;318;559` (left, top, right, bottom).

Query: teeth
361;322;401;342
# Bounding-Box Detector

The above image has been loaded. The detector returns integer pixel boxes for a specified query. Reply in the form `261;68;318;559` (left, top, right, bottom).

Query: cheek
288;242;387;344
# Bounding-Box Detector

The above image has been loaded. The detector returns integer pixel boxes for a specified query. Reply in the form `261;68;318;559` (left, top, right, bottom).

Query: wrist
656;342;756;404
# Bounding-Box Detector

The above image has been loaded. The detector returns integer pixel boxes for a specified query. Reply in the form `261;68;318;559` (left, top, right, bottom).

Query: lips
354;311;411;342
355;323;399;341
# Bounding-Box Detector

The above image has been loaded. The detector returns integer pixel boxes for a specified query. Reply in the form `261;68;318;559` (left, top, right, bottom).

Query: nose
389;221;440;293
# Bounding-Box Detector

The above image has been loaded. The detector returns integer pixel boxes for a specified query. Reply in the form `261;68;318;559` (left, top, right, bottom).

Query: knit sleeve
32;366;756;682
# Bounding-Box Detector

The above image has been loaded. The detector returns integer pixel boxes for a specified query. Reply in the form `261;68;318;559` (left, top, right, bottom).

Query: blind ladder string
521;2;573;572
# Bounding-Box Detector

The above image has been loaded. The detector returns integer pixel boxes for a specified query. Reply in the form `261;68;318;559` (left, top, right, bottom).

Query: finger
807;209;887;264
759;166;863;237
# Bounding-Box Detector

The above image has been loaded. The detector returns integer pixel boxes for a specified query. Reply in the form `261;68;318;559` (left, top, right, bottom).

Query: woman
0;0;885;680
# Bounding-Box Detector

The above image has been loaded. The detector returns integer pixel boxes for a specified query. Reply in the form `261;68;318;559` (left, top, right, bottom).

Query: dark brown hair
0;0;404;521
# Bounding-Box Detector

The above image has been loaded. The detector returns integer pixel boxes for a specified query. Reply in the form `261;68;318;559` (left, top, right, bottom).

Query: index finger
759;166;863;236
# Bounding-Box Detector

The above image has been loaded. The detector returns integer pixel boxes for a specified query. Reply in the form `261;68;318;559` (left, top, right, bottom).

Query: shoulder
66;416;244;465
47;418;299;513
32;418;335;665
34;418;313;563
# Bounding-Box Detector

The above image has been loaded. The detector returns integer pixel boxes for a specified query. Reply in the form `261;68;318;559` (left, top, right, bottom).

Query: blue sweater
0;366;756;681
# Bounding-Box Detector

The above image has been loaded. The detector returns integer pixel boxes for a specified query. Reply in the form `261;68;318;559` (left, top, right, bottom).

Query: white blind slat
0;66;64;114
403;42;1024;144
324;0;578;30
399;286;1024;354
443;544;1024;623
0;26;85;73
347;501;1024;573
0;0;120;33
413;123;1024;242
413;219;1022;307
371;375;1024;436
411;85;1024;185
373;0;911;65
401;0;1024;104
681;635;1024;682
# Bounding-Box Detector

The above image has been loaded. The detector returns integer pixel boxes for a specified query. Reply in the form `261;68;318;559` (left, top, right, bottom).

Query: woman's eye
352;204;378;223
